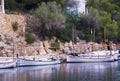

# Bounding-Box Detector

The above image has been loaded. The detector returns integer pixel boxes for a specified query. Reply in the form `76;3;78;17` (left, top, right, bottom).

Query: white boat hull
17;58;61;67
0;60;17;69
67;56;115;63
67;50;119;63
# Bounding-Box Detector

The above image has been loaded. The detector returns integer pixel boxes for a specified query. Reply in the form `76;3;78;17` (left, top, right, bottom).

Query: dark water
1;61;120;81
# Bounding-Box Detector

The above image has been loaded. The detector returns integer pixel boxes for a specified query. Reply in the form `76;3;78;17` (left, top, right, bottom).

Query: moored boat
0;59;17;69
67;55;115;63
67;50;119;63
17;58;61;67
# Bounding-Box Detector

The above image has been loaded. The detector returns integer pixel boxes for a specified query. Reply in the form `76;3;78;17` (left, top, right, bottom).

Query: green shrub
6;10;19;14
5;40;11;45
25;33;35;44
50;41;60;50
12;21;18;31
0;46;4;50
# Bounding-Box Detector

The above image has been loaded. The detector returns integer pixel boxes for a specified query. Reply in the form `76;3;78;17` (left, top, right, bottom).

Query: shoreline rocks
0;33;119;57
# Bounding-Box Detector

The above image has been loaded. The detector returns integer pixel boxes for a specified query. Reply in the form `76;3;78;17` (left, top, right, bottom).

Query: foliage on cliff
86;0;120;42
5;0;65;12
27;2;66;40
5;0;120;43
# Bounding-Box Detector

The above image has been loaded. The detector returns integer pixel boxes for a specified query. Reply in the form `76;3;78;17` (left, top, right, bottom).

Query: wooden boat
0;59;17;69
67;56;115;63
17;58;61;67
66;50;119;63
0;37;17;69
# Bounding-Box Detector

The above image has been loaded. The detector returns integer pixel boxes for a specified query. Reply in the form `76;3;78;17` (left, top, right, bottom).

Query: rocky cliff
0;13;26;35
0;13;119;58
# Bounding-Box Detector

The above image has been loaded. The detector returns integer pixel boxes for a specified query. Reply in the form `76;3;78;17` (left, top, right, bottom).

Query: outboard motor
119;50;120;54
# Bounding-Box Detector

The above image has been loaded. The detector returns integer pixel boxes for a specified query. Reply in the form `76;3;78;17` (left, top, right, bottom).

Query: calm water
1;61;120;81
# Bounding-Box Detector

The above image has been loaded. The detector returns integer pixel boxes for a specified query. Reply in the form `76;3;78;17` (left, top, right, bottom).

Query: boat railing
0;57;14;62
77;52;113;59
76;55;112;59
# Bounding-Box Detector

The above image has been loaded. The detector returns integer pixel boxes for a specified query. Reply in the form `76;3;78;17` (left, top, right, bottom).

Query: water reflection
0;61;120;81
63;62;119;81
0;65;60;81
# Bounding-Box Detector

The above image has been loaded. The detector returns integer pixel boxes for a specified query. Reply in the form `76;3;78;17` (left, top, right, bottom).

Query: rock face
0;14;120;57
0;13;6;34
61;41;119;54
0;14;26;36
0;14;26;56
0;14;55;57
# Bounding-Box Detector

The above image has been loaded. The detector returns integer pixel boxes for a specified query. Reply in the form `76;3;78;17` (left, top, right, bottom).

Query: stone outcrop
61;41;118;54
0;14;26;36
0;14;26;56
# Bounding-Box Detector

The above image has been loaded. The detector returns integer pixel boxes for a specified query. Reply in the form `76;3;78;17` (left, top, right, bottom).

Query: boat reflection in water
0;65;60;81
63;62;119;81
0;61;120;81
17;65;61;81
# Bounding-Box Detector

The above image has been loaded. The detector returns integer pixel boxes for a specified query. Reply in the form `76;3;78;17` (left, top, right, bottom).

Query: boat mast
71;0;77;54
12;36;15;60
72;25;75;53
103;26;107;50
104;27;106;43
